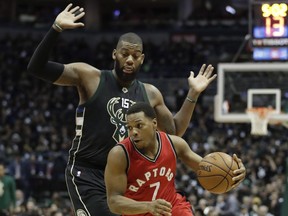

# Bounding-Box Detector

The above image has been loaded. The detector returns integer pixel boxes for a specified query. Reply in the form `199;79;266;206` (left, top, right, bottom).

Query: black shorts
65;164;119;216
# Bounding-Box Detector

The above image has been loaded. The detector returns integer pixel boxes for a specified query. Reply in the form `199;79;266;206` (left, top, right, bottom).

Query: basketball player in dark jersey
27;4;218;216
105;102;246;216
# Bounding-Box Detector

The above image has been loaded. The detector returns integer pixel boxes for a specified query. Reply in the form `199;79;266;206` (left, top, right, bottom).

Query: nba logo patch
77;171;81;177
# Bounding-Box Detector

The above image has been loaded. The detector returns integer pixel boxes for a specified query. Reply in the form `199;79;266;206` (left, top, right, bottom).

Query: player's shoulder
67;62;101;75
108;145;127;161
143;83;162;98
168;135;187;149
143;82;158;91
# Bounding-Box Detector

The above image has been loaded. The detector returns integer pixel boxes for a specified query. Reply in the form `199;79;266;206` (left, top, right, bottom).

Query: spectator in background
8;154;31;202
0;161;16;216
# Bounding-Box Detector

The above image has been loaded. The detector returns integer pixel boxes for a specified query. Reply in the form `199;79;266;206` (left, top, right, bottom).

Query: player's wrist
186;96;197;103
53;22;63;32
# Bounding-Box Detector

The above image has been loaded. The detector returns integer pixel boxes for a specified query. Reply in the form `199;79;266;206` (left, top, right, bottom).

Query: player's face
126;112;157;149
112;41;145;82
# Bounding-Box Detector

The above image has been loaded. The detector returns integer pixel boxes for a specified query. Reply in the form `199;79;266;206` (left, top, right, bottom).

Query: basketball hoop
246;107;276;135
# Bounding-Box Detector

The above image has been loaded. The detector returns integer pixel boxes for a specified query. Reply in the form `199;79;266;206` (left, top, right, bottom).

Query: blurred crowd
0;31;287;216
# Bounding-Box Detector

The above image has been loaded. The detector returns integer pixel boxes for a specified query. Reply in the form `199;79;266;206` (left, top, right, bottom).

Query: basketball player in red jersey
105;102;246;216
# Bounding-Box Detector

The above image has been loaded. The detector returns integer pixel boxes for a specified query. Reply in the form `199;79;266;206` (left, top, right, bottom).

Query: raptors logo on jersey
128;166;174;192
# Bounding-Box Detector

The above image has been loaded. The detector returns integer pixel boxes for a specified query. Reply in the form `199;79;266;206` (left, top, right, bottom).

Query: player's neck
112;69;135;88
144;138;159;159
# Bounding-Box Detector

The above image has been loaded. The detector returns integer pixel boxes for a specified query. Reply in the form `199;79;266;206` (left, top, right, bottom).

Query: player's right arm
27;4;87;85
27;4;102;104
105;146;172;216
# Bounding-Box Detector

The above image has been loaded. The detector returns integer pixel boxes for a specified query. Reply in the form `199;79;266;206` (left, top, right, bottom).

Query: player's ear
152;118;157;129
140;54;145;64
112;49;117;60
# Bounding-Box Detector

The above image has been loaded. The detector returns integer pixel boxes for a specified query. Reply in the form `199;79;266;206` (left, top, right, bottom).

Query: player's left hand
231;154;246;189
188;64;216;94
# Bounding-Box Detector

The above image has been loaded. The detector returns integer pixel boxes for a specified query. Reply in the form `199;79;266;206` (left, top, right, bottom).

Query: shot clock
250;0;288;60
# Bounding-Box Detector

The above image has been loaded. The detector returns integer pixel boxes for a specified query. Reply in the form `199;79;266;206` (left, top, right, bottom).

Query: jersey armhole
166;134;178;159
140;82;150;104
117;144;130;173
81;70;106;107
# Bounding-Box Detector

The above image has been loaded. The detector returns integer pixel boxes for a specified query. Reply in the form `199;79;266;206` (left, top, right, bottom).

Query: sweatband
27;27;64;83
186;96;197;103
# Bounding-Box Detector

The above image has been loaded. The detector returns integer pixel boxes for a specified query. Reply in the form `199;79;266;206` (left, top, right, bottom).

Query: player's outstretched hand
149;199;172;216
54;3;85;30
188;64;217;94
231;154;246;189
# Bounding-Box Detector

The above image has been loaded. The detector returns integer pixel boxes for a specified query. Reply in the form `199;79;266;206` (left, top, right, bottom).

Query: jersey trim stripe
67;107;91;216
118;144;130;173
165;133;178;159
130;132;162;162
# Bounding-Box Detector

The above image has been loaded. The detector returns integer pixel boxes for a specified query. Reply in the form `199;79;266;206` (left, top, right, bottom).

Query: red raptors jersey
118;131;193;216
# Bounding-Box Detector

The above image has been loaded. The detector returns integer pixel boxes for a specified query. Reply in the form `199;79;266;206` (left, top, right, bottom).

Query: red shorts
171;193;194;216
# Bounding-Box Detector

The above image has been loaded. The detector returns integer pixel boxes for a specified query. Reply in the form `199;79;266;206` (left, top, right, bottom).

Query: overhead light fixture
226;5;236;14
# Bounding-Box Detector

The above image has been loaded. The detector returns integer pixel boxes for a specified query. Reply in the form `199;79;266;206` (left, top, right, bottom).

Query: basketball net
246;107;276;136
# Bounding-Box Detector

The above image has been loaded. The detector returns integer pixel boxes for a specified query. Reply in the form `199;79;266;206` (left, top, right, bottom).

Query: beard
114;60;139;82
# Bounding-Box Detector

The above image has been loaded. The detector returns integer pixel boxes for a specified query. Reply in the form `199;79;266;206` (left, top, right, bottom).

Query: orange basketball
196;152;239;194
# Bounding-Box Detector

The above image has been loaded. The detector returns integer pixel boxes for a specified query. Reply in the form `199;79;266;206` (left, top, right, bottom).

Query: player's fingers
208;74;217;83
232;153;239;160
157;208;172;216
233;170;245;180
161;213;172;216
198;64;206;75
155;213;171;216
189;71;195;79
231;181;241;190
74;9;85;20
158;199;172;208
205;65;214;78
64;3;73;12
209;74;217;83
70;6;80;14
74;22;85;27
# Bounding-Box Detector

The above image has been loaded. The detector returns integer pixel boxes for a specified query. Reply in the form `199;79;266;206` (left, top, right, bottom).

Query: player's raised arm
145;64;216;137
26;4;85;85
173;64;216;136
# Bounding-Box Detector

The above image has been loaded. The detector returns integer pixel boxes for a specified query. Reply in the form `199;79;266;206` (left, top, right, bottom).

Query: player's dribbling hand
54;3;85;30
149;199;172;216
231;154;246;189
188;64;216;94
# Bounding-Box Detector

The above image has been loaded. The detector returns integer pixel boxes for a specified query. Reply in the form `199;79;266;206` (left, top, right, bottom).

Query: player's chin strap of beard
116;67;137;83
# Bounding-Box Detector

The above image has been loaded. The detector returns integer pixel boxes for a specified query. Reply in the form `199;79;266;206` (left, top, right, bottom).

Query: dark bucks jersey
68;70;149;168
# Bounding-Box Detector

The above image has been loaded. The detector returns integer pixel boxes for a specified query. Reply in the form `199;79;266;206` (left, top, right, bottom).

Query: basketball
197;152;239;194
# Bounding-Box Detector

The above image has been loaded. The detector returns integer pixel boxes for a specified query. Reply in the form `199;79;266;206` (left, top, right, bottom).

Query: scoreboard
250;0;288;60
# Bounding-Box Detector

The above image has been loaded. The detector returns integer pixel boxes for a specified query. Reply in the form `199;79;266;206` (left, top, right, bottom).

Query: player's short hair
117;32;143;49
127;102;156;120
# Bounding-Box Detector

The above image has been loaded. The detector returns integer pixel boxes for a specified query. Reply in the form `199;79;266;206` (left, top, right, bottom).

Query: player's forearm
108;195;150;215
27;27;64;83
173;90;199;136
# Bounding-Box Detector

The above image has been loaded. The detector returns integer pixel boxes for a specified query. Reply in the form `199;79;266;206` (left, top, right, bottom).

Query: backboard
214;63;288;123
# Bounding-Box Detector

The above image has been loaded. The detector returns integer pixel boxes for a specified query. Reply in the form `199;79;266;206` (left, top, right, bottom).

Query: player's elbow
107;196;121;214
